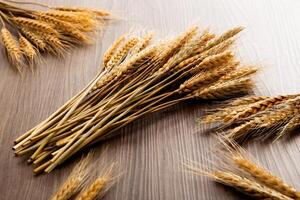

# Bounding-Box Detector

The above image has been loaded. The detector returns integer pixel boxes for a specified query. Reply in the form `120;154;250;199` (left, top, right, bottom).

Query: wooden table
1;0;300;199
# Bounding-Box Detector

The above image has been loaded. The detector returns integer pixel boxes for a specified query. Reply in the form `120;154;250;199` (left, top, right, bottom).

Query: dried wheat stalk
0;1;113;72
185;138;300;200
13;26;258;174
203;94;300;142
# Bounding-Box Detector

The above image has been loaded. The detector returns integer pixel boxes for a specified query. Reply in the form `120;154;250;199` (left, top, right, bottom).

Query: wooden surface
1;0;300;199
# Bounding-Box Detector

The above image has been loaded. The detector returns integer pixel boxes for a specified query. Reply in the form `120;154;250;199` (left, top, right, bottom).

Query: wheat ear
19;34;37;69
1;27;22;72
233;156;300;199
20;27;47;51
49;155;90;200
192;77;253;100
102;34;126;68
211;171;293;200
105;37;139;70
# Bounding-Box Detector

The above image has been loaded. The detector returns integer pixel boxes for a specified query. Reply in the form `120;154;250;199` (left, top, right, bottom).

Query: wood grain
1;0;300;199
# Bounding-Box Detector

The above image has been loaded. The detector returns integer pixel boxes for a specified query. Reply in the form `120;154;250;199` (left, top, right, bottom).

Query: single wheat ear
49;155;90;200
233;156;300;199
76;162;118;200
102;34;126;68
221;137;300;199
19;34;38;70
1;28;22;73
211;171;293;200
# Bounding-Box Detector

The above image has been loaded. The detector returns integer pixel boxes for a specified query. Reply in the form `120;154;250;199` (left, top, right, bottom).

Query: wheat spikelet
102;34;126;68
12;17;58;36
210;171;293;200
20;28;46;51
191;51;234;74
105;37;139;70
192;77;253;100
220;66;258;81
1;28;22;72
233;156;300;199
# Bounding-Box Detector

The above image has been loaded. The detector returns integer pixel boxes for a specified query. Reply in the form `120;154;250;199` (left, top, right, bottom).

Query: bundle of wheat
0;1;112;72
185;138;300;200
13;26;258;174
203;94;300;142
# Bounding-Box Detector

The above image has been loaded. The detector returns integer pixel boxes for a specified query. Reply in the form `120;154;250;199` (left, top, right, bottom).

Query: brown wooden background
1;0;300;199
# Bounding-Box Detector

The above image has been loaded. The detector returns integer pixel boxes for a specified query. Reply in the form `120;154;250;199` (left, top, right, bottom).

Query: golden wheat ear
75;162;120;200
49;154;91;200
185;136;299;200
1;27;23;73
19;33;38;71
